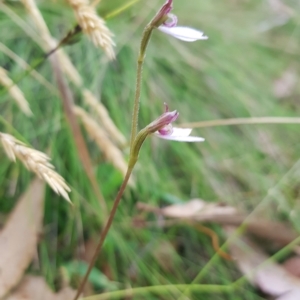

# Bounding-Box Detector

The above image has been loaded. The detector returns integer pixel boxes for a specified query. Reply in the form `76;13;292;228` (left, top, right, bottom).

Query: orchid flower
152;0;208;42
152;104;205;142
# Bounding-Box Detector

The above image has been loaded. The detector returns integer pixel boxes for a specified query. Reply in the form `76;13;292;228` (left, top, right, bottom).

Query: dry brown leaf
6;275;76;300
161;199;238;220
0;178;45;298
283;256;300;278
226;227;300;300
137;200;297;247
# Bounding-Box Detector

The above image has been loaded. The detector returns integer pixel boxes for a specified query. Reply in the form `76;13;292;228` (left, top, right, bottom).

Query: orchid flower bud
150;0;173;27
147;106;179;133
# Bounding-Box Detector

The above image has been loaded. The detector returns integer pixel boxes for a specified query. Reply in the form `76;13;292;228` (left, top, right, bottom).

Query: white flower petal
171;127;192;137
155;128;204;142
159;135;205;142
158;26;208;42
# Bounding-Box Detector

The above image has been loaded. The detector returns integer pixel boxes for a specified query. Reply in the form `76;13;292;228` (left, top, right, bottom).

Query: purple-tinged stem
73;167;134;300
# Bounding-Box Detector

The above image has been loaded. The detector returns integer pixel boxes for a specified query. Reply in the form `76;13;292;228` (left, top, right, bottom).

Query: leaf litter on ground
5;275;76;300
0;178;45;298
226;226;300;300
137;199;298;246
0;178;78;298
137;199;300;297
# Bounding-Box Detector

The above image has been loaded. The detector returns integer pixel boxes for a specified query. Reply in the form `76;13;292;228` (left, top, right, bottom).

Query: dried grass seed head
67;0;115;59
0;133;71;202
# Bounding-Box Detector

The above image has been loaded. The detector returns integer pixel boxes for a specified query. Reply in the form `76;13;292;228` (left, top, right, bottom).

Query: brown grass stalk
0;133;71;202
74;106;129;179
66;0;115;60
0;67;32;116
20;0;107;212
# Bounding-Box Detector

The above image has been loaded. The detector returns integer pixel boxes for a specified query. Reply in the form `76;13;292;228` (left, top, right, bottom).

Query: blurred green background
0;0;300;299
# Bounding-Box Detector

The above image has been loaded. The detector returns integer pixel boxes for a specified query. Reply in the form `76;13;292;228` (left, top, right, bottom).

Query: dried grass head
67;0;115;59
0;133;71;202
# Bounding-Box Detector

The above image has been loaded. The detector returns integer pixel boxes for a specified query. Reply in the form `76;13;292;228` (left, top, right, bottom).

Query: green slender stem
83;284;233;300
75;15;161;300
129;60;143;150
73;120;156;299
74;5;171;298
73;166;135;300
129;24;154;151
104;0;140;20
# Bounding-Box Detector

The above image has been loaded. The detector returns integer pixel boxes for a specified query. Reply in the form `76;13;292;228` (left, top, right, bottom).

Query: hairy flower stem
129;24;153;151
75;6;169;298
74;124;153;299
73;166;134;300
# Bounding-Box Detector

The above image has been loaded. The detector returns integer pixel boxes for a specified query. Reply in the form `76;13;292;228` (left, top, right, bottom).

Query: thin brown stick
193;224;232;260
179;117;300;129
73;167;133;300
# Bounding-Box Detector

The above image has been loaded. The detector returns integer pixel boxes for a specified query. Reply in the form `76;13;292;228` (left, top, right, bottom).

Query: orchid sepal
158;26;208;42
150;0;173;27
155;127;205;142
